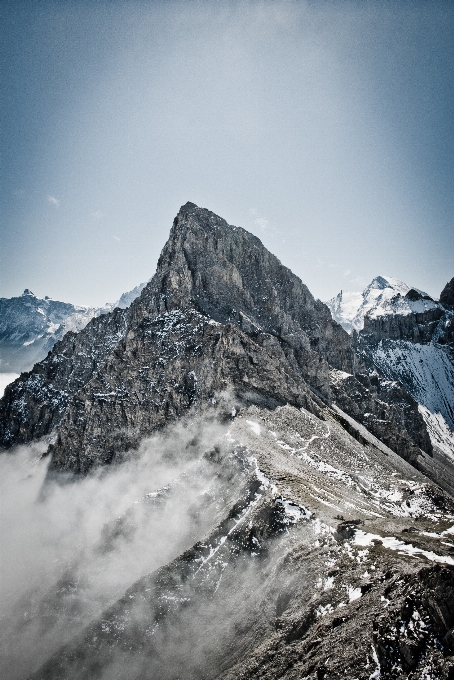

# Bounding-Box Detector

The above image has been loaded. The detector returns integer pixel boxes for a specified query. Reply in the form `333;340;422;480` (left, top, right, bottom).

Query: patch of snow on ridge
418;405;454;458
354;530;454;565
246;420;261;436
276;498;312;522
372;340;454;430
325;275;437;332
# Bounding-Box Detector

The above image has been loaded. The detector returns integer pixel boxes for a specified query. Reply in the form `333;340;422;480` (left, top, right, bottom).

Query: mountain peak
22;288;36;297
179;201;198;211
142;204;356;382
326;275;437;332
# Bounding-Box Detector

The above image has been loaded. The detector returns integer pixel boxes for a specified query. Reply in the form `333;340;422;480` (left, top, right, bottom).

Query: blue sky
1;0;453;306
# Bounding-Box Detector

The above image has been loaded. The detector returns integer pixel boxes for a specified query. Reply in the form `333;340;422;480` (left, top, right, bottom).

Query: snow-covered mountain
327;275;454;457
326;275;437;333
0;282;148;375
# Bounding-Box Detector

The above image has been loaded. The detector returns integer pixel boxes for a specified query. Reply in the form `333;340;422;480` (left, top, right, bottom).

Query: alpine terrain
0;282;148;375
327;275;454;459
2;203;454;680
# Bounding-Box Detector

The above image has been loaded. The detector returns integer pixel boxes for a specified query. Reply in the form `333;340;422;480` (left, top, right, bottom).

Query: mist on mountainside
0;416;242;679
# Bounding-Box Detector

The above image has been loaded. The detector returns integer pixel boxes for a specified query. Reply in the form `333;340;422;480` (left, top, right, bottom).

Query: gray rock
440;277;454;308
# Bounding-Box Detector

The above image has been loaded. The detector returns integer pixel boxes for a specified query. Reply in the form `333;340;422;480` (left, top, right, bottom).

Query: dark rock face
0;203;432;481
0;309;127;448
374;566;454;677
138;202;358;381
440;277;454;308
48;309;318;474
361;307;445;344
331;371;433;464
405;288;434;302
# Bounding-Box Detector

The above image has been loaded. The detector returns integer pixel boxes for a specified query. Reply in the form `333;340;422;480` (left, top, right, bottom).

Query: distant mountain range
1;203;454;680
0;282;148;374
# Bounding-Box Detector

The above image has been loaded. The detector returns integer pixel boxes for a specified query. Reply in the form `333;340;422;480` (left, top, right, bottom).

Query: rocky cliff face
356;296;454;434
441;277;454;308
361;307;445;345
0;204;434;483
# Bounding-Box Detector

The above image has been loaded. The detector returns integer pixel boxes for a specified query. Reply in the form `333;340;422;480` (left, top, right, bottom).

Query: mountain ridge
326;275;454;461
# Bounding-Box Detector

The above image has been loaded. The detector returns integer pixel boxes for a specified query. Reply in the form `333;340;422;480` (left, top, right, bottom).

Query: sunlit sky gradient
1;0;453;307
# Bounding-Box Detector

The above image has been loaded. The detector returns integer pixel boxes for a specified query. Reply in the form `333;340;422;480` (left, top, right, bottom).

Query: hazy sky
1;0;453;307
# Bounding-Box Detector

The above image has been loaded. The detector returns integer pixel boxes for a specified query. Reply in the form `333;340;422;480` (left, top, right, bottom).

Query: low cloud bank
0;417;232;679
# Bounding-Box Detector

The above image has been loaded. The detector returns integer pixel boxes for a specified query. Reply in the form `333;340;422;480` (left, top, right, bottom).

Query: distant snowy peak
324;291;363;333
326;275;437;332
0;281;148;374
113;281;148;309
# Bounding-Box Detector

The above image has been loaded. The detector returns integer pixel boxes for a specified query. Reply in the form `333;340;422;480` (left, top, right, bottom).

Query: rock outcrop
440;277;454;308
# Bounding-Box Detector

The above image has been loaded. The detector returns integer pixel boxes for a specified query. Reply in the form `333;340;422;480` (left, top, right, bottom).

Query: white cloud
344;269;351;277
254;217;268;231
47;195;60;208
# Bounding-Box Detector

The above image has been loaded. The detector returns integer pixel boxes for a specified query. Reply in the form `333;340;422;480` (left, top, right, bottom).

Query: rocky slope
5;402;454;680
0;283;147;375
0;204;432;487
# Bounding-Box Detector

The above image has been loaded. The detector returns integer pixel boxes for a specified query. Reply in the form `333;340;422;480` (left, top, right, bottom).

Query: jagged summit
135;202;356;377
326;275;438;333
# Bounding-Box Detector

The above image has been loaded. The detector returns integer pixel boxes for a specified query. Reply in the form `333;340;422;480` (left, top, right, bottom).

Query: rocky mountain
327;276;454;460
0;283;148;375
2;204;454;680
1;204;434;481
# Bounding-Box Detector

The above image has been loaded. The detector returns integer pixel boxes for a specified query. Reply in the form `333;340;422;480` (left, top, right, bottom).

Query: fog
0;411;317;679
0;417;241;679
